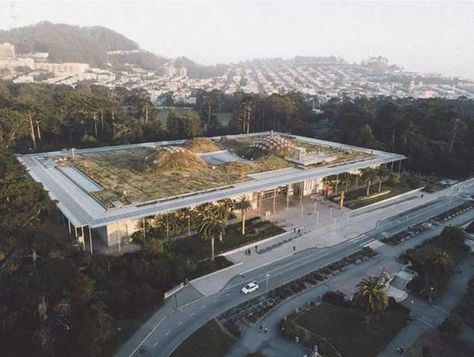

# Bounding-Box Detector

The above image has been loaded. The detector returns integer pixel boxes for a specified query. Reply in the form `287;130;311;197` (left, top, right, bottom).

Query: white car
241;282;259;294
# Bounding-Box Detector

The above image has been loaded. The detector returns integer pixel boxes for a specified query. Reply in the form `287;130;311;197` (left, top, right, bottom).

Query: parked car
241;282;259;294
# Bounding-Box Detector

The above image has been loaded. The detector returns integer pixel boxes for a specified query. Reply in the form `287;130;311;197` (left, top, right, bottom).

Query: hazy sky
1;1;473;79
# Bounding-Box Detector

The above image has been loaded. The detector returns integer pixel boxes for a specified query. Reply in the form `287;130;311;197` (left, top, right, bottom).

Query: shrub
322;291;350;308
439;314;464;337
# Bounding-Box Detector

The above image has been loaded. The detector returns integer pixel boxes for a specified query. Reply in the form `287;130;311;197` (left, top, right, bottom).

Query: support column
81;226;85;250
335;174;339;195
391;161;394;173
300;183;304;216
88;226;93;255
398;160;402;175
68;219;71;235
272;188;276;213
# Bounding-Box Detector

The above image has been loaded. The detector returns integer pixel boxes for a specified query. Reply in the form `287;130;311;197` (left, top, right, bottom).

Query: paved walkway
191;181;474;296
381;254;474;356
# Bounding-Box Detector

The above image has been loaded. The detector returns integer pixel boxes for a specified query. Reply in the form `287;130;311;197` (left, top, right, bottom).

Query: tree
353;276;389;320
166;110;181;138
198;206;226;262
362;167;378;196
439;314;464;337
183;113;203;137
236;195;252;235
240;96;254;133
377;166;390;192
72;301;114;357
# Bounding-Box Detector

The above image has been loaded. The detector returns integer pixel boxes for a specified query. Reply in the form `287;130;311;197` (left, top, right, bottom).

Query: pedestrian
293;246;296;252
264;327;268;333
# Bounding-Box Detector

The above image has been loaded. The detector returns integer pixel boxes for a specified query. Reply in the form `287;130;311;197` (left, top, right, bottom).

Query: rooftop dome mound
250;135;296;156
184;137;222;153
146;146;207;172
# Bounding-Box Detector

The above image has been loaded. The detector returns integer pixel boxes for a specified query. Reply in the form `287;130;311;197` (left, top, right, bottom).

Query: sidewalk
191;182;473;296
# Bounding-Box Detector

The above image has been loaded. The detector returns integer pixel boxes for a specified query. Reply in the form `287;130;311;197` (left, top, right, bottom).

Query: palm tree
198;208;226;262
236;195;252;235
354;276;389;320
362;168;378;196
215;199;234;227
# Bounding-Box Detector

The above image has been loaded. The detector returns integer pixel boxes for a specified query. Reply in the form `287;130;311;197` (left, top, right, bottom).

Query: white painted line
189;312;195;317
178;321;183;326
165;331;170;336
153;342;158;348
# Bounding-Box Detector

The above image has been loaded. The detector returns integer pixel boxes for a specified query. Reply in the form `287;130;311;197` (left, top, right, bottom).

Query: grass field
171;319;236;357
69;140;291;207
295;302;409;357
67;135;375;207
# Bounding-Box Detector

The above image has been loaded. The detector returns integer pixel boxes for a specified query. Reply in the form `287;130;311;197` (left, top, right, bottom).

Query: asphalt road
123;189;473;357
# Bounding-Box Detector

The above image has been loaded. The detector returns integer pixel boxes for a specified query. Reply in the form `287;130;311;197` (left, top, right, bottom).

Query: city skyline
0;1;473;79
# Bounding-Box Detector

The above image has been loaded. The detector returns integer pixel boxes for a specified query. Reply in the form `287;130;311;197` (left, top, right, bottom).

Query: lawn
168;218;285;261
67;135;378;207
171;319;236;357
294;302;409;357
69;141;291;207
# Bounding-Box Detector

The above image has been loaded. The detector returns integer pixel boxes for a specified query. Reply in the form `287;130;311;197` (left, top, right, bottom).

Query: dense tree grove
315;97;474;177
0;149;200;356
1;79;474;355
1;80;473;177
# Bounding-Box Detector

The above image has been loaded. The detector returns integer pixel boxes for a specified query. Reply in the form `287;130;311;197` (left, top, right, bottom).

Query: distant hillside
173;56;228;79
0;22;165;70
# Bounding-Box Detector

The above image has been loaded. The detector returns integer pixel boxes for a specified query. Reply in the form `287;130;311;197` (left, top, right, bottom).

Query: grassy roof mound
184;137;222;153
149;148;208;172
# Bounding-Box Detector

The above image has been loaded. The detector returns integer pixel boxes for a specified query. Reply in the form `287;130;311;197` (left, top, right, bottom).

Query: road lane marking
178;321;183;326
165;331;170;336
153;342;158;348
189;312;195;317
